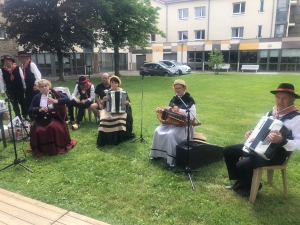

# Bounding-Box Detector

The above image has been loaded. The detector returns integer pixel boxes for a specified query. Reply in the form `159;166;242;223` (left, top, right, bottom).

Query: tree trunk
56;48;65;81
113;46;120;76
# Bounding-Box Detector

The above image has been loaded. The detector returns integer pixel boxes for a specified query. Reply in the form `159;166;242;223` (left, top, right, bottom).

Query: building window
231;27;244;38
178;8;188;20
150;34;156;42
0;25;5;39
259;0;264;12
233;2;246;15
195;6;206;18
258;25;262;37
194;30;205;40
275;24;285;37
178;31;188;41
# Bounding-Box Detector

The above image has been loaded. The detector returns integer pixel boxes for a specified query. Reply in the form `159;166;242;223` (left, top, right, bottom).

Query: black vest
24;62;36;89
1;67;23;95
77;85;91;100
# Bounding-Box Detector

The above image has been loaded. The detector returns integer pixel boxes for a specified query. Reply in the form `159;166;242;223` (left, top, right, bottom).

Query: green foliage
1;74;300;224
0;0;105;80
208;48;225;74
98;0;165;76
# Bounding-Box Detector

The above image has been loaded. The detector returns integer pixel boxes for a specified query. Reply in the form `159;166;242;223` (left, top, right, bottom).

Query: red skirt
30;119;76;158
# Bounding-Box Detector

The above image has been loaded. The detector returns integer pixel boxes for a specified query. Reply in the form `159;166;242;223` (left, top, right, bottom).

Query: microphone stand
0;97;33;173
175;95;200;190
132;74;149;144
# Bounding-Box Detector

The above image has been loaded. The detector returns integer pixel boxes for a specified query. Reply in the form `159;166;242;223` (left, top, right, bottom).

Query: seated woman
97;76;134;146
29;79;77;158
149;79;197;170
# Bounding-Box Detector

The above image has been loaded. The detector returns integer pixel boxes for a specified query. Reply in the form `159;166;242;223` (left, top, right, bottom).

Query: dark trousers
223;144;287;188
8;90;26;118
25;88;40;114
68;100;92;124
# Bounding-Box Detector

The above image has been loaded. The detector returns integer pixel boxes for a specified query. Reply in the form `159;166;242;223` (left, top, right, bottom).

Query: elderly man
67;76;95;130
0;55;27;120
17;51;41;119
90;73;111;124
223;83;300;197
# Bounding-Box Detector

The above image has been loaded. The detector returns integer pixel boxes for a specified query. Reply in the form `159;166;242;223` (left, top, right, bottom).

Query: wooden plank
0;193;65;221
0;202;53;225
65;212;110;225
0;210;33;225
0;188;67;214
56;213;109;225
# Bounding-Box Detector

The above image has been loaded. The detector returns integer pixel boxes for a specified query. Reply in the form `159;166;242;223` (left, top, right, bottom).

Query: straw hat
172;79;187;89
109;75;122;86
192;132;207;144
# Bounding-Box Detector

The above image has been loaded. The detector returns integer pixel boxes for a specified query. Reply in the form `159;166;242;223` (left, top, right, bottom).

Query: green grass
1;73;300;225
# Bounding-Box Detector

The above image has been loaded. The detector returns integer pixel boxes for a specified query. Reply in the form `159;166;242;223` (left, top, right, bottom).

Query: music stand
132;74;149;144
175;97;200;190
0;97;33;173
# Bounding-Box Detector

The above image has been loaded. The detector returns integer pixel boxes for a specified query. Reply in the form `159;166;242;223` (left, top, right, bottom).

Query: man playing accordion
224;83;300;197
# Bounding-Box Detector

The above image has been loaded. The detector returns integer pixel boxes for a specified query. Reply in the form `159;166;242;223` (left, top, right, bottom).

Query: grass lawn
1;72;300;224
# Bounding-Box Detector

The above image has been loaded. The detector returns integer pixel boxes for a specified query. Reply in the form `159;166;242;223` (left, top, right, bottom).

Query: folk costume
224;83;300;196
97;76;134;146
29;88;77;158
150;92;196;167
68;76;95;129
0;55;27;119
18;51;41;116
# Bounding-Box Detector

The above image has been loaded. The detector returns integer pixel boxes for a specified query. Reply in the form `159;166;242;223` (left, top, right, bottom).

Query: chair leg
267;169;275;185
281;168;288;199
88;107;92;122
250;168;264;203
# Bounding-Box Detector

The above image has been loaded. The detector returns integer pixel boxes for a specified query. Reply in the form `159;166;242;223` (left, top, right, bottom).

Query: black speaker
176;141;223;169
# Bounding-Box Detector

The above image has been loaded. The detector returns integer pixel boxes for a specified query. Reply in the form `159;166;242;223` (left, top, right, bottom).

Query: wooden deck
0;188;109;225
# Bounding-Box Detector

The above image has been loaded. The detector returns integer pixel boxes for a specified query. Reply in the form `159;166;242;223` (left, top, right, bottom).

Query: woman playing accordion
29;79;77;158
97;76;134;147
149;79;197;170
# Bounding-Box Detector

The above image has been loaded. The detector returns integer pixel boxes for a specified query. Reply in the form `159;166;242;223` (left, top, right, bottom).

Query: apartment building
132;0;300;72
1;0;300;75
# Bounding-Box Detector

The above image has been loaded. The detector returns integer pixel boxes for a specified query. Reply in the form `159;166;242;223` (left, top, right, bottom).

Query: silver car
159;60;191;75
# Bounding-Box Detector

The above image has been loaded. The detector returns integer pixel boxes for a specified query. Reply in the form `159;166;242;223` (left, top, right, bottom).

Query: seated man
223;83;300;197
90;73;110;124
67;76;95;130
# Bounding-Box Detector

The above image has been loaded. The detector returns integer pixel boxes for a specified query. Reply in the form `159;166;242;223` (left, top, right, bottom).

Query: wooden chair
249;154;292;203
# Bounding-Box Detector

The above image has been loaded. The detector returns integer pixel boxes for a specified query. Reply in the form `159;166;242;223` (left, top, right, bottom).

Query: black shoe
237;183;262;198
150;157;163;161
168;165;174;171
225;180;246;191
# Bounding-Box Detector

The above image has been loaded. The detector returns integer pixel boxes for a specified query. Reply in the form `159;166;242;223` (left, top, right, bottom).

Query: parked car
159;60;191;75
188;58;209;69
140;62;179;76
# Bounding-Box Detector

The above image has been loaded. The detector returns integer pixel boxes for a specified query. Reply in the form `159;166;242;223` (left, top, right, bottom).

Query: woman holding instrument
97;76;134;147
29;79;77;157
150;79;197;170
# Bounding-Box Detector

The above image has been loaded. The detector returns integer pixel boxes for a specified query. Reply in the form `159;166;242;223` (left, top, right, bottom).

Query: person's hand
103;96;108;101
1;93;5;98
81;99;88;104
156;107;161;112
244;130;253;139
33;85;38;91
124;100;130;106
268;130;283;143
74;98;81;104
172;106;180;113
47;97;58;105
39;106;48;113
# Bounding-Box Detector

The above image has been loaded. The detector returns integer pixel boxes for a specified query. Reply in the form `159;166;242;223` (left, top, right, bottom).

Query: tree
208;48;225;74
0;0;105;81
98;0;165;76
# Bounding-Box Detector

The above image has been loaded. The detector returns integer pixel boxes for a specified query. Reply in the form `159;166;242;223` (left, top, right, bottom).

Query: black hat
17;51;31;57
270;83;300;99
1;55;15;63
78;76;88;84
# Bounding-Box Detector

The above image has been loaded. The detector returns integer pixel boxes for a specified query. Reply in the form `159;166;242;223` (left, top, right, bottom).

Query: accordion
243;116;290;160
106;90;127;113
